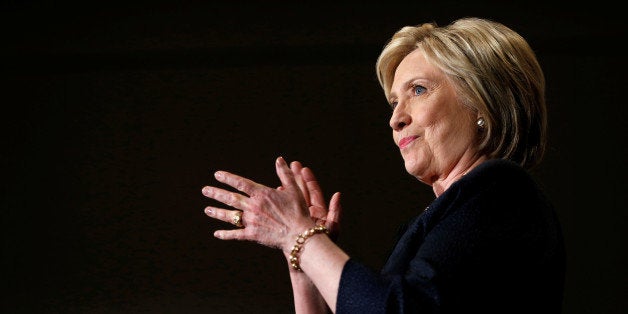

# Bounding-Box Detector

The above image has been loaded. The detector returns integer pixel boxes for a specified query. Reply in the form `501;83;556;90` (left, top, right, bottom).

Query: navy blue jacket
337;159;565;313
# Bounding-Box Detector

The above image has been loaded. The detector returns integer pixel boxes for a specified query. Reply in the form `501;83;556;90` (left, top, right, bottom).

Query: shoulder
422;158;555;233
456;158;539;195
436;158;551;217
467;158;530;181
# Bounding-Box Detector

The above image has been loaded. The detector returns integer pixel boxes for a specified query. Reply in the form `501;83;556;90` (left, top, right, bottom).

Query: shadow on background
2;1;626;313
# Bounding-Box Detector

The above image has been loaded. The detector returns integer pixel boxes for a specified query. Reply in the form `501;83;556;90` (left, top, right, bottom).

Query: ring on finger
232;211;244;227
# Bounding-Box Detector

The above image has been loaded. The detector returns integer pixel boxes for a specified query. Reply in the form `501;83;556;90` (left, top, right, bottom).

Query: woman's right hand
283;161;342;314
288;161;342;242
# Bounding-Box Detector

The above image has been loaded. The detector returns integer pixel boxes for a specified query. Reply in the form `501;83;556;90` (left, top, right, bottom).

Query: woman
202;17;565;313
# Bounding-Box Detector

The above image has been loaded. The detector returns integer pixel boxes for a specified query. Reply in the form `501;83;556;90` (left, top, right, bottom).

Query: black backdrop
3;1;626;313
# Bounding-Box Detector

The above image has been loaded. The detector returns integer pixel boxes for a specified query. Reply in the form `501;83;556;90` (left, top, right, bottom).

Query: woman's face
389;49;478;185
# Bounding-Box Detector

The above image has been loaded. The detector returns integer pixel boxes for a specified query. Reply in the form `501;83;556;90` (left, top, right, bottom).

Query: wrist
288;225;329;271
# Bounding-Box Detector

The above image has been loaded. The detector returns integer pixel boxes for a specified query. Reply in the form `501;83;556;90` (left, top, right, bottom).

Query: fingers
204;206;245;227
203;158;320;248
301;166;326;209
202;185;250;210
325;192;342;241
204;206;249;240
274;157;301;195
309;205;327;222
290;161;311;206
213;170;262;196
213;229;247;241
328;192;342;224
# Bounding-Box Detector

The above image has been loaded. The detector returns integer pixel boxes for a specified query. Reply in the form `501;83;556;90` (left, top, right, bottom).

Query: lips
398;136;419;149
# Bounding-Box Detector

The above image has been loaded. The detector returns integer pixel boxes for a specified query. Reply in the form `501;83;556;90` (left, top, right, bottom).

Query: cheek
452;111;477;138
411;109;436;126
441;119;477;153
440;103;476;136
426;115;474;153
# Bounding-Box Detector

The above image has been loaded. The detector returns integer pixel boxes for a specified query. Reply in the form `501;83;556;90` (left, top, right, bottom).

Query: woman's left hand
202;156;315;253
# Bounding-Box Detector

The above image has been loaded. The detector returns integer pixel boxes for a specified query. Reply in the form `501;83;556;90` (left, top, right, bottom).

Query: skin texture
202;157;317;251
202;48;488;313
388;49;486;196
202;157;346;312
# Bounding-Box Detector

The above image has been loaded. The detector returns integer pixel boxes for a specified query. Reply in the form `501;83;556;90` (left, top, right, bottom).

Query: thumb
325;192;342;240
328;192;342;224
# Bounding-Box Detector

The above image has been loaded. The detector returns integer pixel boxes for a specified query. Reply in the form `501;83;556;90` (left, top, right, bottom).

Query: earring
476;117;486;128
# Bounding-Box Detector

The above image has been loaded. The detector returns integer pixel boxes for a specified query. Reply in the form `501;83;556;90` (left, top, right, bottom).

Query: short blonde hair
376;17;547;169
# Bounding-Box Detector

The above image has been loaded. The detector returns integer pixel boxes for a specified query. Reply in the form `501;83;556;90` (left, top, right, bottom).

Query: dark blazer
336;159;565;313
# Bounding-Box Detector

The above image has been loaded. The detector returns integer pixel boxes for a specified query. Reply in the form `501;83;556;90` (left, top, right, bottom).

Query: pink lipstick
398;136;418;149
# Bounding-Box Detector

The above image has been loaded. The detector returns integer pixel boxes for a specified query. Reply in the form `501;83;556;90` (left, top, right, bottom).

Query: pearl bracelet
289;225;329;271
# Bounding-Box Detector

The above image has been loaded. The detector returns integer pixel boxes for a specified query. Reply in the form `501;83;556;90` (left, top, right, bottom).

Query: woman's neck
432;155;488;197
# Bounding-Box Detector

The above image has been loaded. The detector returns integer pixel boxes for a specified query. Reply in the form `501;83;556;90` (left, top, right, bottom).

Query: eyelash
390;84;426;110
412;84;427;95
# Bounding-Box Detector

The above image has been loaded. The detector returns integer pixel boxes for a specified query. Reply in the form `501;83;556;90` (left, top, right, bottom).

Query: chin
404;159;421;177
404;159;430;184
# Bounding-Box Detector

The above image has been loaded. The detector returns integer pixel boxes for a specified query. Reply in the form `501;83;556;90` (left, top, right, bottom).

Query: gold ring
232;211;243;227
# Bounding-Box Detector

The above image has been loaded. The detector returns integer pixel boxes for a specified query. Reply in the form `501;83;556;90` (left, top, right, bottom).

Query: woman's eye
390;101;398;110
413;85;426;95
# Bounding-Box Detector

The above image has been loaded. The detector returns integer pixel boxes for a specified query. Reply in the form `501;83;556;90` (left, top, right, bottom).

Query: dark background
2;1;626;313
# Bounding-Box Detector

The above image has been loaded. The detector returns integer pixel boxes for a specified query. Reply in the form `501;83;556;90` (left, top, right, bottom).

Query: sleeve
336;258;441;314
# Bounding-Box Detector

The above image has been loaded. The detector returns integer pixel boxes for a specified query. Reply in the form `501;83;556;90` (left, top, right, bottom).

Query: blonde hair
376;17;547;169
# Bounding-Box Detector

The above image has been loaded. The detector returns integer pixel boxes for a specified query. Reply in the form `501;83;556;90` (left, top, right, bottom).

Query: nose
389;102;411;131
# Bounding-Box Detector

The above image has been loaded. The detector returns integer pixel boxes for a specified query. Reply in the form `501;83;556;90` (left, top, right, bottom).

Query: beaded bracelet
289;225;329;271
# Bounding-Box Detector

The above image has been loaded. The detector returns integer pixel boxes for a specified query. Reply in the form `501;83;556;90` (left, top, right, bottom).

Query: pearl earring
476;117;486;128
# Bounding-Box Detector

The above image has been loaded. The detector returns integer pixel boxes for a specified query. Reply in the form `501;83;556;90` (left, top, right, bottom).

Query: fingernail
214;171;223;179
201;186;210;196
205;207;213;215
213;231;222;239
277;156;286;165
